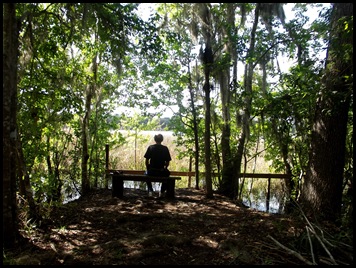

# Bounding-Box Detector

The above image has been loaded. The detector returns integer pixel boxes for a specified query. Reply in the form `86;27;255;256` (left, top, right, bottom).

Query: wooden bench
110;172;181;199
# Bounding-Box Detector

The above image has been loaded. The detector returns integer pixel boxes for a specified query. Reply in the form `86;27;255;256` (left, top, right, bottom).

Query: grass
110;130;190;172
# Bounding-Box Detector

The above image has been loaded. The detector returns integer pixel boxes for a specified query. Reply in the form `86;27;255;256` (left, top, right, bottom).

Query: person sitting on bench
144;134;171;196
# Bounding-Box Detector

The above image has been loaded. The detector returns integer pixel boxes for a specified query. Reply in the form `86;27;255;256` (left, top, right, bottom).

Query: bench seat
111;173;181;198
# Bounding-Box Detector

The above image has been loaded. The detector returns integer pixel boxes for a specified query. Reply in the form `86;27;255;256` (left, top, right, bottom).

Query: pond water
243;194;285;214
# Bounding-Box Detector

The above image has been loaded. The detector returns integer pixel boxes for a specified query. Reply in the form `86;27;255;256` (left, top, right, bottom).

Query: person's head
154;134;164;143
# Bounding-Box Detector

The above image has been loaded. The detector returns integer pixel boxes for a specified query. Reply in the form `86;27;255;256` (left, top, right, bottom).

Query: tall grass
109;130;190;172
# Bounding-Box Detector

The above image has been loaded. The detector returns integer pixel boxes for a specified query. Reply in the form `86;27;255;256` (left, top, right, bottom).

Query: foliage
8;3;352;230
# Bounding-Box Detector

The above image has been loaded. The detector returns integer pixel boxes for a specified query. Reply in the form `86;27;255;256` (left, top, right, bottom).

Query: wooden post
188;156;192;188
166;179;176;199
112;174;124;198
105;144;109;189
105;144;109;170
266;176;271;212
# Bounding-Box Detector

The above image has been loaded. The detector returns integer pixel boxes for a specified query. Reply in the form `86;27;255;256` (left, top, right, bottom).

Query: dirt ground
4;188;352;265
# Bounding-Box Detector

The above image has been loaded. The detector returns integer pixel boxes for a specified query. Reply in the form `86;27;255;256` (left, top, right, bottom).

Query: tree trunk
219;3;236;197
3;2;20;248
16;137;39;220
81;47;98;195
218;55;232;195
204;79;213;198
198;3;214;198
300;3;353;222
81;85;91;196
189;61;200;189
232;4;260;199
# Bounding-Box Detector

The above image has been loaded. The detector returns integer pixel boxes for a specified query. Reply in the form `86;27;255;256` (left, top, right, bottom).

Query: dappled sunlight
193;235;219;249
12;188;331;265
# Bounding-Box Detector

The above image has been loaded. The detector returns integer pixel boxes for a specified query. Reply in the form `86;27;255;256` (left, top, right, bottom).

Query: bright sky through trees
118;3;331;118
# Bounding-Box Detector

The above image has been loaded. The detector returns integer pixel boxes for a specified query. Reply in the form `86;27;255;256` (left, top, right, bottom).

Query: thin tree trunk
198;3;214;198
16;137;39;220
81;31;98;195
204;79;213;198
81;85;91;196
189;61;200;189
233;4;261;200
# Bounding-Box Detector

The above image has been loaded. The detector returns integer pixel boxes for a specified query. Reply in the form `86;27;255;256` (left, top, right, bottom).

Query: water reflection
241;178;287;214
63;180;287;215
243;193;286;214
63;181;163;204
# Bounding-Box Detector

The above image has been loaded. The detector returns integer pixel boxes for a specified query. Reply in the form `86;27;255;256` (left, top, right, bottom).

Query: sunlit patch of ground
4;188;352;265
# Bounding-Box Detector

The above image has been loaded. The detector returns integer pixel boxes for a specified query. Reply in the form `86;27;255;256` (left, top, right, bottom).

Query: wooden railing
106;169;290;211
105;144;291;211
106;169;195;177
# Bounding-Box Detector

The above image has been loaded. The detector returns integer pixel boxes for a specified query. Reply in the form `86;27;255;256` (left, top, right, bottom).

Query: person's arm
145;158;150;170
164;160;170;169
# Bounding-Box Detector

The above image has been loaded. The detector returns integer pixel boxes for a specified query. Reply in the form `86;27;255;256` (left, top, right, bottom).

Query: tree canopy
3;3;353;248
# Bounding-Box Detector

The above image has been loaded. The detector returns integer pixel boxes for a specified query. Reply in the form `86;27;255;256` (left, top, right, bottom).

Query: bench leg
112;175;124;198
166;180;175;199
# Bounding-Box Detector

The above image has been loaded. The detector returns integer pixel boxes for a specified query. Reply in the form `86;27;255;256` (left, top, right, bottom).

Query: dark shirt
144;144;171;169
